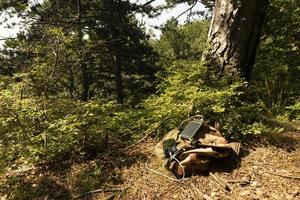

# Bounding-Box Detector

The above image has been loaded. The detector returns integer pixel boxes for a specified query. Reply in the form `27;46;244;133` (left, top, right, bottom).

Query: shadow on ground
0;144;149;200
240;130;300;152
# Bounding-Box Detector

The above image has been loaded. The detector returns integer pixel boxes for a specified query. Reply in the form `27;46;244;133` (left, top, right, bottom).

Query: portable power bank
180;120;204;141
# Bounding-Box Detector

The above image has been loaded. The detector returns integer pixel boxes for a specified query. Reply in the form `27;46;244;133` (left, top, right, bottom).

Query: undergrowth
1;60;297;172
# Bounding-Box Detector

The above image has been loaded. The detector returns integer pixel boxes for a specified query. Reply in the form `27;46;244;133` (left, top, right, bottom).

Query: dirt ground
1;131;300;200
87;130;300;200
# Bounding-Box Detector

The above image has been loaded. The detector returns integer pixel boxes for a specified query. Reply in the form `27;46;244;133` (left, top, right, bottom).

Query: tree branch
0;37;18;41
174;0;198;20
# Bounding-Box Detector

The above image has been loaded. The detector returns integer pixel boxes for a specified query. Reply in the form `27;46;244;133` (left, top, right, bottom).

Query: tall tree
77;0;89;101
0;0;158;104
163;0;268;81
203;0;269;81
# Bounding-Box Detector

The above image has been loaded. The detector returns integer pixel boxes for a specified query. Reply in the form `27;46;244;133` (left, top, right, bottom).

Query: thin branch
267;171;300;181
72;187;129;200
142;0;156;7
209;172;232;191
226;179;250;185
174;0;198;20
156;1;179;10
145;154;183;182
0;37;18;41
26;9;58;56
50;45;58;77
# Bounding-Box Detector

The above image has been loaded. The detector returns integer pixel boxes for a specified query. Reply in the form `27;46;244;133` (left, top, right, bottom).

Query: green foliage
149;19;270;136
0;0;299;198
287;100;300;120
0;6;298;173
153;19;209;65
0;59;256;171
0;76;153;169
253;0;300;113
144;59;269;137
0;0;28;12
1;0;158;103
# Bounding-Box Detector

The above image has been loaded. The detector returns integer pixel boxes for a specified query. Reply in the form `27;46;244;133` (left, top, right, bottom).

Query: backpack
154;118;240;178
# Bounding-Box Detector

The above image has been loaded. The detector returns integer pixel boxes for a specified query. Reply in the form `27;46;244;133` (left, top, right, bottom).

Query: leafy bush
287;100;300;120
0;76;150;167
144;60;267;137
253;0;300;114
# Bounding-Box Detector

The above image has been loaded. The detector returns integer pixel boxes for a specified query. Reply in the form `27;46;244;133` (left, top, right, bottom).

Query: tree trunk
77;0;89;101
115;51;124;104
203;0;268;81
66;55;77;99
80;61;89;101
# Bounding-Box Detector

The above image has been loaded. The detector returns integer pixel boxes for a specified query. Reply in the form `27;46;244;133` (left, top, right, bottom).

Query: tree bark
203;0;269;81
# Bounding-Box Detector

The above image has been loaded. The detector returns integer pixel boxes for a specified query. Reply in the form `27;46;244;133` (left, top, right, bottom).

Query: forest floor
1;128;300;200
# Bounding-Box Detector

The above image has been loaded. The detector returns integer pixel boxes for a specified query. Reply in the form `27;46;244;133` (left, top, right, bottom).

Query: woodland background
0;0;299;199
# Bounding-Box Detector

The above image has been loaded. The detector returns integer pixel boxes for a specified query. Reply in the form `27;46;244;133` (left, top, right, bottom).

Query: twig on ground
104;193;116;200
226;179;250;185
145;155;183;182
203;194;214;200
72;187;129;200
209;172;232;191
267;171;300;181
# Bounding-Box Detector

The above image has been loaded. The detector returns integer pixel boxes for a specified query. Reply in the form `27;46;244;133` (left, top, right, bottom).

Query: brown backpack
154;122;240;178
